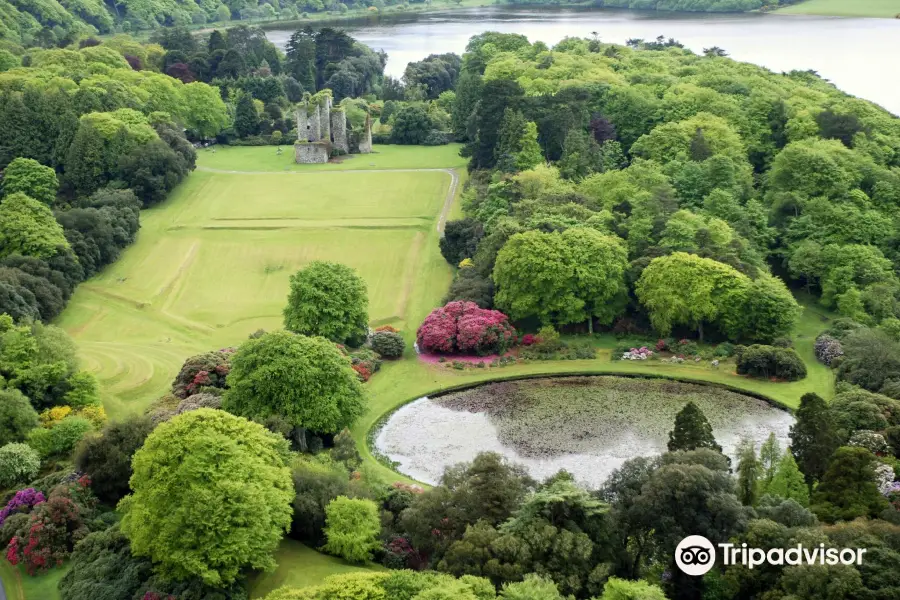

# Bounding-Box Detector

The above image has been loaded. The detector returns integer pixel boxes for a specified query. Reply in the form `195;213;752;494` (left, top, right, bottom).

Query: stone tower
358;114;373;154
331;107;349;154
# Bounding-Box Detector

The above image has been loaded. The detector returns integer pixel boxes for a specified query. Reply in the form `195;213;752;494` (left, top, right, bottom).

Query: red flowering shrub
521;334;536;346
656;339;667;352
5;479;93;574
417;301;517;355
171;350;233;398
352;364;372;382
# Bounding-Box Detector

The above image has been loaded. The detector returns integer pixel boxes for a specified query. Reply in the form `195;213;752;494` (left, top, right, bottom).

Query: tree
516;122;543;171
283;261;369;345
493;229;628;329
635;252;748;341
810;446;888;523
27;416;94;459
0;389;40;445
735;439;760;506
322;496;382;563
440;218;484;266
600;577;667;600
74;416;155;505
766;449;809;507
758;432;781;490
391;105;433;145
0;442;40;488
1;158;58;206
59;528;153;600
471;79;524;169
790;392;840;484
234;91;260;137
116;138;189;208
667;401;722;454
285;28;317;91
119;409;293;586
223;331;366;434
0;193;69;260
729;274;801;343
500;574;564;600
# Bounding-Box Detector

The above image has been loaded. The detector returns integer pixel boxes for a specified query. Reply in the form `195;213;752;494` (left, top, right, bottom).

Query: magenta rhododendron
417;301;516;355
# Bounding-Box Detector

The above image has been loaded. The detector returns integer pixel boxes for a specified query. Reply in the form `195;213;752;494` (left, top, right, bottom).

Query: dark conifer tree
667;401;722;453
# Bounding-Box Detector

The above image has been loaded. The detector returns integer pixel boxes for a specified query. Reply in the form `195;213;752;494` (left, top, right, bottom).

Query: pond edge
365;370;793;481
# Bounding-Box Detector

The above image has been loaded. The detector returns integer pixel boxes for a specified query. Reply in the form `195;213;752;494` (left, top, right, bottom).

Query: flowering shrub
171;350;233;398
0;489;45;526
352;364;373;382
5;479;94;574
521;334;536;346
417;301;516;356
814;334;844;366
655;339;667;352
349;348;382;382
0;444;41;489
39;406;72;428
849;430;891;455
874;463;896;496
621;347;654;360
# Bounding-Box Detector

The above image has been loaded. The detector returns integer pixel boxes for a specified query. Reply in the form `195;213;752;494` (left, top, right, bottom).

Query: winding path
195;166;460;235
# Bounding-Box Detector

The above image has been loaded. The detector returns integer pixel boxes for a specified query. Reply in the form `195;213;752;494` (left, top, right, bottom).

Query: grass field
56;145;464;418
775;0;900;17
0;561;65;600
249;541;385;598
198;143;467;172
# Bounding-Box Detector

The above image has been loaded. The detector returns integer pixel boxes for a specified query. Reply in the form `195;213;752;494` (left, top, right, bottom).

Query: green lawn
197;144;467;172
56;146;463;418
249;540;385;599
0;561;65;600
775;0;900;17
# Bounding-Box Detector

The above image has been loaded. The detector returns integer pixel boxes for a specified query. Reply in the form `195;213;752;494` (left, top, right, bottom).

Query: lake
266;7;900;116
374;376;794;488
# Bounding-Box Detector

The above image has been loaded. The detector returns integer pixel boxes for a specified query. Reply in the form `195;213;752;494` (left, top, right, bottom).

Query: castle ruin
294;92;372;164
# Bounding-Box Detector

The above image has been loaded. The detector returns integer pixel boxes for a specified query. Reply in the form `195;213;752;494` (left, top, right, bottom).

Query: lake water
266;7;900;115
374;376;794;488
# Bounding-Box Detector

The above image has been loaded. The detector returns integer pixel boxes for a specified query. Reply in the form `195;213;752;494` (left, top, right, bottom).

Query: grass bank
775;0;900;18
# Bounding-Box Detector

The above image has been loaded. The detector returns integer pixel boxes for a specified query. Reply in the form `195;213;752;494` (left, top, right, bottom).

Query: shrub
0;389;40;446
370;330;405;359
0;488;45;526
74;416;155;505
771;337;793;348
290;457;364;545
171;349;232;398
848;430;890;455
0;443;41;488
417;301;516;355
714;342;736;357
321;496;382;563
814;334;844;366
735;345;807;381
27;416;94;459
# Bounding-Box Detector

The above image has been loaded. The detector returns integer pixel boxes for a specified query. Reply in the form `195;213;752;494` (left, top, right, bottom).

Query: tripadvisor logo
675;535;867;576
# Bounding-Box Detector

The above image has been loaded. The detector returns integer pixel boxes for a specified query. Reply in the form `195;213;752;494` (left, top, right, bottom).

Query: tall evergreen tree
234;93;260;138
516;122;544;171
790;392;840;484
766;449;809;507
758;432;781;492
735;439;760;506
471;79;523;170
810;446;888;523
451;70;482;140
667;401;722;453
285;27;317;92
689;127;712;161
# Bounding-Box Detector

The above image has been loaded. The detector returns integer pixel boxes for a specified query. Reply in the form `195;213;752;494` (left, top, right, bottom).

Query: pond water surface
266;7;900;115
374;376;794;488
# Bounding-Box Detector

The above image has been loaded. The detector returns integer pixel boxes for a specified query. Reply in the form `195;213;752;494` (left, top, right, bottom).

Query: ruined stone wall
296;105;308;142
331;107;349;154
358;114;373;154
321;96;332;143
294;141;329;164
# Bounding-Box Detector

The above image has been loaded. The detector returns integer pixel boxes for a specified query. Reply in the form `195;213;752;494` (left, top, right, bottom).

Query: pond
374;376;794;488
266;7;900;115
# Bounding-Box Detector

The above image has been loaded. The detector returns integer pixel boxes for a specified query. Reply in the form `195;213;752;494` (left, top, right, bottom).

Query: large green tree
766;449;809;507
493;228;628;329
635;252;747;341
223;331;366;433
283;261;369;345
0;388;40;446
790;392;840;484
0;193;69;260
119;409;293;586
810;446;888;523
1;158;58;206
74;416;155;505
667;401;722;454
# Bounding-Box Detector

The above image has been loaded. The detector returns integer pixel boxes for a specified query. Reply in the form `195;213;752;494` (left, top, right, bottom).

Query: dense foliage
417;300;517;355
283;261;369;346
446;31;900;341
223;331;367;434
119;408;294;586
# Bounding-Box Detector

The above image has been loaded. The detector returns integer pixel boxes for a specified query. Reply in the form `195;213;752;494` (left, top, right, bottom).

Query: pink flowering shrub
417;301;517;355
171;350;233;398
0;489;45;526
